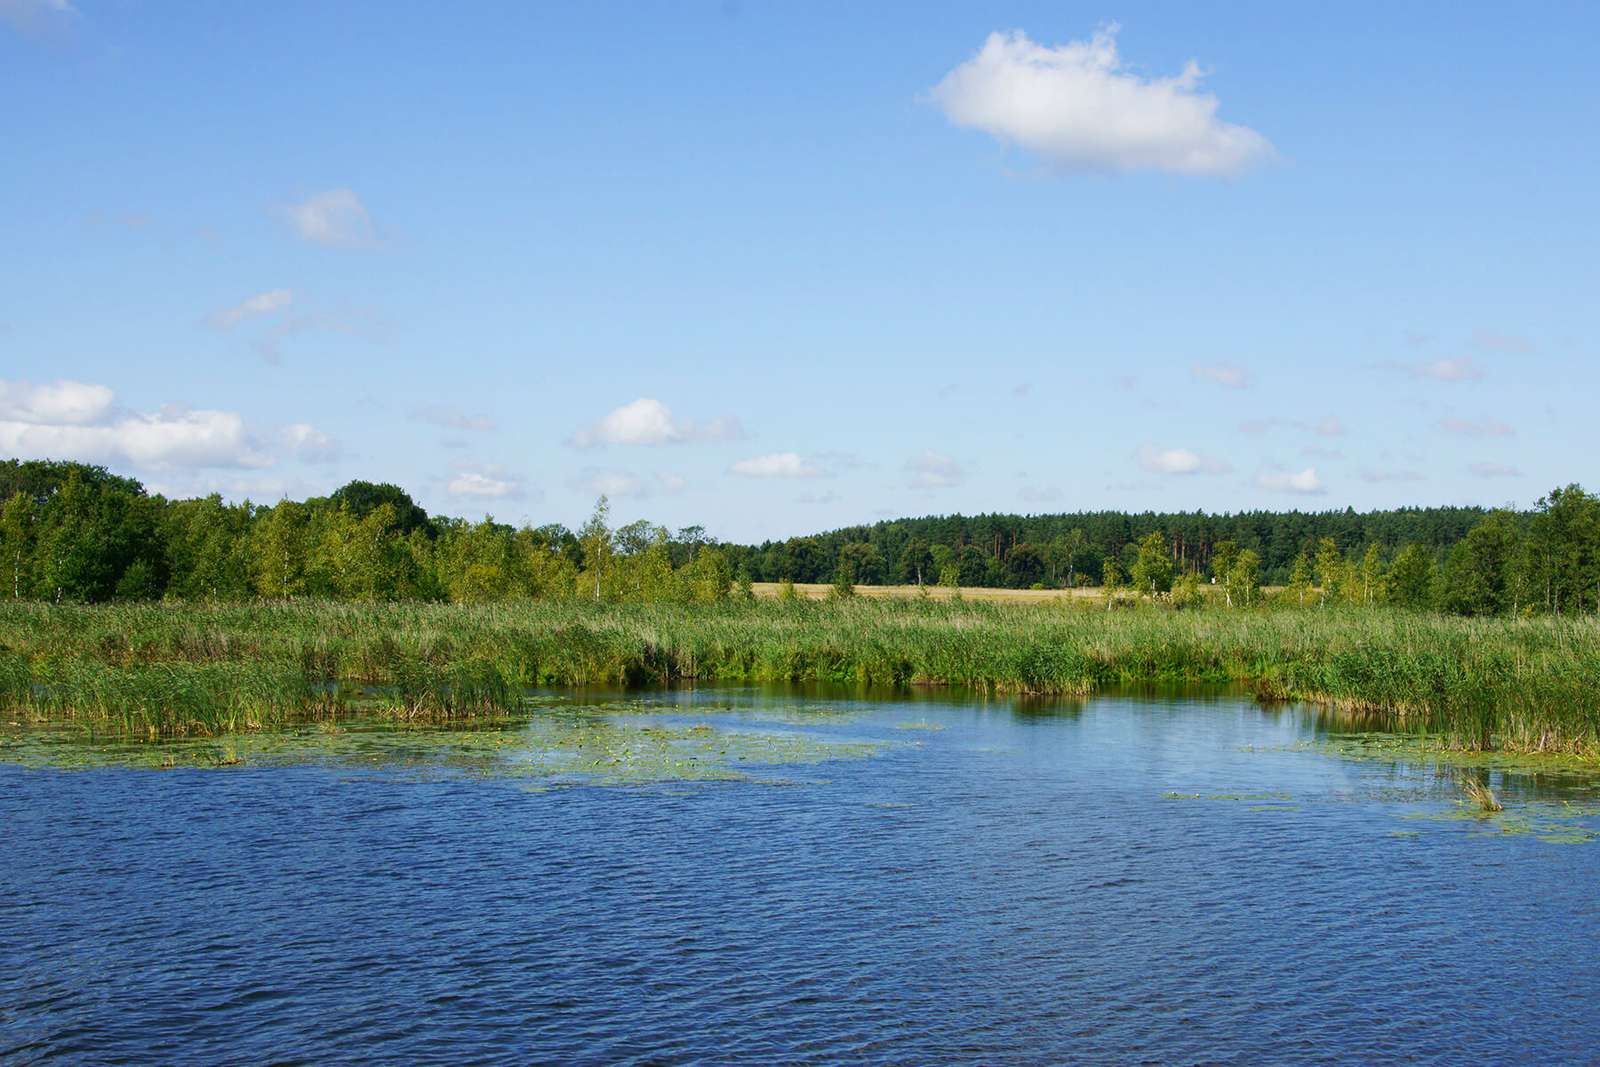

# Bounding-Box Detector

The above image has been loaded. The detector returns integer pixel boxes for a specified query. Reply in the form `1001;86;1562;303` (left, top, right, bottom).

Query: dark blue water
4;689;1599;1064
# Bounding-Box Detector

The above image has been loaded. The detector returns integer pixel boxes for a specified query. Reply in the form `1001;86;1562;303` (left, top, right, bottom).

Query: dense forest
3;458;1598;617
736;507;1488;587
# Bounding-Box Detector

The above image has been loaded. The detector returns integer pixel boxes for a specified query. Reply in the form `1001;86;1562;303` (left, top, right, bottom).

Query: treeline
2;458;1597;617
736;507;1489;588
0;461;737;605
746;496;1600;616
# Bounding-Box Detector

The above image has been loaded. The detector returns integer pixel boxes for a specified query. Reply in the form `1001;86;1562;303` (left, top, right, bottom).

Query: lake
3;687;1598;1064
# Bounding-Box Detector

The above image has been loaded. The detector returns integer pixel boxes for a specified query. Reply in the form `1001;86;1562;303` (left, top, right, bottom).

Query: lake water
4;687;1599;1064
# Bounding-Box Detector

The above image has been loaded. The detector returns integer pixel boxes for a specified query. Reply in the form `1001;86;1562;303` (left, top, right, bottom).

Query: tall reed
2;599;1596;751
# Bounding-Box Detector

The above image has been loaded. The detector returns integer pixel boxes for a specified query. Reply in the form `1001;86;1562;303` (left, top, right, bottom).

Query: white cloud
656;472;687;494
281;423;340;463
0;377;349;471
1412;357;1484;382
1440;416;1514;438
1470;461;1522;479
929;25;1274;177
283;188;378;249
143;472;322;504
571;398;742;447
1256;467;1324;494
211;289;293;329
571;468;647;497
413;405;495;431
730;452;821;479
0;379;113;425
1192;363;1250;388
905;451;966;489
447;470;521;498
1136;444;1229;476
1312;416;1345;437
0;406;271;470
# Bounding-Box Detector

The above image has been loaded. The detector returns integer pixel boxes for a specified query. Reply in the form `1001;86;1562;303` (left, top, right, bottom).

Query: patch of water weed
1162;791;1294;802
1300;732;1600;777
894;721;945;731
1400;800;1600;845
569;698;863;728
0;712;880;787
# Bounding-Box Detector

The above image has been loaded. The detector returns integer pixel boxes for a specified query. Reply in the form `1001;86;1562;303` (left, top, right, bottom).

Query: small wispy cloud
1357;467;1424;484
1020;485;1065;504
210;289;293;330
282;188;379;249
729;452;822;479
1470;461;1522;479
280;422;341;463
1255;467;1324;494
1439;416;1514;438
1408;357;1484;382
905;450;966;489
413;405;495;432
929;25;1274;177
1239;416;1343;437
571;468;647;497
252;304;388;365
1192;363;1251;389
447;467;522;498
1136;444;1229;476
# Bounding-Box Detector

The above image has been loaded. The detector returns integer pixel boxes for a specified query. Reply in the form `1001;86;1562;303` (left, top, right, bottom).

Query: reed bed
2;599;1597;753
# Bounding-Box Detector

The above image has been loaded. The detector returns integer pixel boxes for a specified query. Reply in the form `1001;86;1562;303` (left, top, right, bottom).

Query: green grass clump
1;598;1597;753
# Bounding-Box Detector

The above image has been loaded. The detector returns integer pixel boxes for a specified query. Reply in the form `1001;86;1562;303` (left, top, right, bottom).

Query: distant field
750;582;1103;602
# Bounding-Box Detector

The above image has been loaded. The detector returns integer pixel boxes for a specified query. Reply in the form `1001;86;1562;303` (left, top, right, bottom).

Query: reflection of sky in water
4;687;1600;1061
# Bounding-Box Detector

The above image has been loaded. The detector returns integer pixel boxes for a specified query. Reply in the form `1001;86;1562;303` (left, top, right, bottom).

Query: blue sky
3;1;1596;543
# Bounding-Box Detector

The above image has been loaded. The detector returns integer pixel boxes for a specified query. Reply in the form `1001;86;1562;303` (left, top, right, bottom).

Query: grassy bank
2;599;1597;753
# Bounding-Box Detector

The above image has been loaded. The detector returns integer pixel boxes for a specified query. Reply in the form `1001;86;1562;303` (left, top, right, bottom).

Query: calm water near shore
4;686;1599;1064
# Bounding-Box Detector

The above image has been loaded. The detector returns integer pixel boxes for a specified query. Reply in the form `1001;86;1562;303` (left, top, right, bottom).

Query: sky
3;1;1597;543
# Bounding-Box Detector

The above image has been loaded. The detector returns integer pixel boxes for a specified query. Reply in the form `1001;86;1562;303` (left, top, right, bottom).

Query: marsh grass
1461;777;1504;813
2;598;1598;753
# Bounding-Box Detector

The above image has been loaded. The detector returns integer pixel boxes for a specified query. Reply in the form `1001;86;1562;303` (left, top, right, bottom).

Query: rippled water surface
5;688;1600;1064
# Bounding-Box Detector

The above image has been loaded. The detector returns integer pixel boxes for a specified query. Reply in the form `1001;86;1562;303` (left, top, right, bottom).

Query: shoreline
3;597;1597;755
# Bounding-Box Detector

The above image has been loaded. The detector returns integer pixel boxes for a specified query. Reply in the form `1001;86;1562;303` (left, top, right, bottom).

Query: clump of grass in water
1460;777;1504;813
